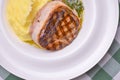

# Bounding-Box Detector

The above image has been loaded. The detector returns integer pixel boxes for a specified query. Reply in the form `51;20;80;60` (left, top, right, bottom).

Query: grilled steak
30;1;81;51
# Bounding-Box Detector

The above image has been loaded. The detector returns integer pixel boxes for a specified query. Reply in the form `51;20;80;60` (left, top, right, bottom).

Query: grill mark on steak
30;1;81;51
38;6;80;50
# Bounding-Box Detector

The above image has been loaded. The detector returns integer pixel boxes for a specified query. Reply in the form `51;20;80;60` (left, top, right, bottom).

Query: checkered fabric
0;3;120;80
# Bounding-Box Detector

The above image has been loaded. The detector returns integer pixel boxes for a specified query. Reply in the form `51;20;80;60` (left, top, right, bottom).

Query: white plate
0;0;119;80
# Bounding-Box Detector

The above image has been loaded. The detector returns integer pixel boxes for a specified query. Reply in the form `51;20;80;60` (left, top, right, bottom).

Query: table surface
0;3;120;80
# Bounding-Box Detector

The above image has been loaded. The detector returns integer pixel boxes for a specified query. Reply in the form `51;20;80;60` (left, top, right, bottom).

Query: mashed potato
7;0;50;45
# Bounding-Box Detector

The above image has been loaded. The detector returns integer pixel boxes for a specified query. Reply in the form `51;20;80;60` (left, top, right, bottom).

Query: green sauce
63;0;84;17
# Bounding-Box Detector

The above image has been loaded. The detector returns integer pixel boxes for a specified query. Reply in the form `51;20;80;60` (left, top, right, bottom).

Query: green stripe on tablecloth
0;66;23;80
5;74;23;80
0;66;10;80
87;65;101;78
103;57;120;77
113;49;120;64
92;69;112;80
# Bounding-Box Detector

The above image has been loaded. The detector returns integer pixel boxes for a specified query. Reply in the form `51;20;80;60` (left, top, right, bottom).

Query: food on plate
30;1;81;50
7;0;50;46
7;0;84;51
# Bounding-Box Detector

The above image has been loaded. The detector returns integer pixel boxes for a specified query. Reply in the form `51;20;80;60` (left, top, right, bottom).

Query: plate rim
0;0;119;80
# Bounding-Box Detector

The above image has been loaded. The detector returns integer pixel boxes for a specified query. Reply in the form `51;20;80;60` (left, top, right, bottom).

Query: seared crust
30;1;81;51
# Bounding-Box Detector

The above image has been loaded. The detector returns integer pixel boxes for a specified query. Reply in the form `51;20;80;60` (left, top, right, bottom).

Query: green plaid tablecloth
0;4;120;80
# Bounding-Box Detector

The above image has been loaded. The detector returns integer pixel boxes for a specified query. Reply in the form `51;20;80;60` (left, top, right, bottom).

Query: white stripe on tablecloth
116;27;120;44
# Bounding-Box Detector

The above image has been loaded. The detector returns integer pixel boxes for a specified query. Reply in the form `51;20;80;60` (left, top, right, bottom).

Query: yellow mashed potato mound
7;0;50;45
